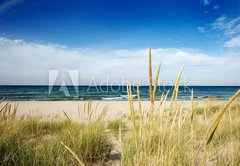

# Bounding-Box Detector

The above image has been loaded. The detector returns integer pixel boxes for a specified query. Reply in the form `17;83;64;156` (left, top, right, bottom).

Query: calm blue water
0;86;239;101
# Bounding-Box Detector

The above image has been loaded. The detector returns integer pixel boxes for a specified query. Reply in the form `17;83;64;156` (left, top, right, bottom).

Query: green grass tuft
107;118;127;136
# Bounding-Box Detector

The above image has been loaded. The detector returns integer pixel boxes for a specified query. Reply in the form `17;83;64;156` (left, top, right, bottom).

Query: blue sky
0;0;240;85
0;0;239;50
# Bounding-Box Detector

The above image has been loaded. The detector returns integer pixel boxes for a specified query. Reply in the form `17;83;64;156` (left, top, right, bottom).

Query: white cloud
0;0;22;14
211;16;227;29
224;35;240;47
213;15;240;48
201;15;240;48
211;16;240;37
0;37;239;85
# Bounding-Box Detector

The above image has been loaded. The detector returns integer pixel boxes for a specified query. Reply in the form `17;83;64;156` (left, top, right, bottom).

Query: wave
120;95;136;99
102;95;136;101
102;97;124;101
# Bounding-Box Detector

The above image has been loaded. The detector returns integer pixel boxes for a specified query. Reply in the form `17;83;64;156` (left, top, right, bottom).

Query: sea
0;85;239;101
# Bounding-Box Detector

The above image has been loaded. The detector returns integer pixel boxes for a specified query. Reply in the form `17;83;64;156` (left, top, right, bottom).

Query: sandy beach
4;100;149;120
2;100;219;120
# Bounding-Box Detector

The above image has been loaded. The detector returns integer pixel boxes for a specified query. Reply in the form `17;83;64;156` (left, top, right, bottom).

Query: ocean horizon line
0;85;239;87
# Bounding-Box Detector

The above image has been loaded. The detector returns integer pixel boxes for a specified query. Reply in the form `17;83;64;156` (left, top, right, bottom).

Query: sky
0;0;240;85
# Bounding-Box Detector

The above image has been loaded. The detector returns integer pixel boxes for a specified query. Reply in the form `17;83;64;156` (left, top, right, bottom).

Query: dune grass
123;48;240;166
0;48;240;165
0;104;112;165
107;118;127;136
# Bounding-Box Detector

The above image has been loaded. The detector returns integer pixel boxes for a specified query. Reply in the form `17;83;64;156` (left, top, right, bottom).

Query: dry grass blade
63;111;71;122
148;48;153;104
202;89;240;165
190;89;194;124
170;65;185;111
170;102;183;137
127;84;135;127
60;142;85;166
11;103;18;120
156;93;165;112
157;90;169;112
153;63;161;103
97;105;108;121
0;102;8;114
0;98;4;105
205;89;240;146
181;108;191;127
20;113;25;121
119;123;122;142
127;84;138;145
83;103;86;116
173;65;185;100
137;84;142;116
3;104;9;120
87;101;94;120
8;104;11;117
148;48;161;112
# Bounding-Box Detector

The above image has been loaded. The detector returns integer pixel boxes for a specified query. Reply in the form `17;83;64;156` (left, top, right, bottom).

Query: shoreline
2;97;230;102
2;100;227;120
